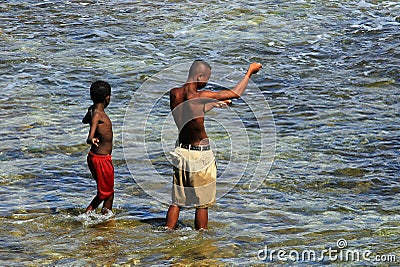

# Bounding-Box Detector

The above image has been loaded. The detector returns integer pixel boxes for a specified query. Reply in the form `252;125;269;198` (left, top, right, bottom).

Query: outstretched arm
195;62;262;101
230;62;263;97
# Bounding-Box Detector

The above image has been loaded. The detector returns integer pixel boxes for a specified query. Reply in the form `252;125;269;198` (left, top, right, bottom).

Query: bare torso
84;106;113;155
170;86;208;146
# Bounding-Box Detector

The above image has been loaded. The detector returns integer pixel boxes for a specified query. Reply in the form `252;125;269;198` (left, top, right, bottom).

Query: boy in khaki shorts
166;60;262;230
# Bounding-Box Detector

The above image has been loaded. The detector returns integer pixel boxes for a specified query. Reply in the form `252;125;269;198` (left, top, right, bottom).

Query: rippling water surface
1;1;399;266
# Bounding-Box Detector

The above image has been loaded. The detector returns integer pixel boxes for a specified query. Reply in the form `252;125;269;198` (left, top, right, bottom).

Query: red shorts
87;151;114;200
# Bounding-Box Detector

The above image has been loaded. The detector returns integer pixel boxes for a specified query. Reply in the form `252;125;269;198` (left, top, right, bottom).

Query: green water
1;0;399;266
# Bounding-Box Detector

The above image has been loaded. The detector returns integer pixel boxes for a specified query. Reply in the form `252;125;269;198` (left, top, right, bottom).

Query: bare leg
166;204;180;229
101;193;114;214
195;207;208;230
85;195;102;213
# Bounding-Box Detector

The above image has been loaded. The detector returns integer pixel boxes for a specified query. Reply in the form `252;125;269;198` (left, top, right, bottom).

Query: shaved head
188;60;212;79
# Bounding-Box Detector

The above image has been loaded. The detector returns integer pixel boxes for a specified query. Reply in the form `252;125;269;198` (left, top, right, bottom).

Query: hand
92;138;99;147
88;138;100;147
246;62;262;77
216;100;232;108
221;99;232;107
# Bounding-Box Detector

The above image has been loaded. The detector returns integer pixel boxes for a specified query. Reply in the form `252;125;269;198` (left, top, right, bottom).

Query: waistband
88;151;112;158
178;144;210;151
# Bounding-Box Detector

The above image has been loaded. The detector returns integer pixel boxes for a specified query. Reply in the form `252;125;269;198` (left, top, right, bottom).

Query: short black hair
90;80;111;103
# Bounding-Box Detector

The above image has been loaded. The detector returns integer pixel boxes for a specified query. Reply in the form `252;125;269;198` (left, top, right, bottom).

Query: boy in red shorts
82;80;114;215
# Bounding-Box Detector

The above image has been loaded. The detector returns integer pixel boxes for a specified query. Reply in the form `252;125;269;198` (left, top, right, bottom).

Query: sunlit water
1;1;399;266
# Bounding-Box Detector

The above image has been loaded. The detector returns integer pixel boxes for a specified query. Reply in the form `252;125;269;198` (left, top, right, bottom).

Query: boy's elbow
232;94;240;99
229;91;240;99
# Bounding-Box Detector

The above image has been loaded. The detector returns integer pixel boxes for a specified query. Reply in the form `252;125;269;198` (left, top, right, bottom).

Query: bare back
170;86;208;145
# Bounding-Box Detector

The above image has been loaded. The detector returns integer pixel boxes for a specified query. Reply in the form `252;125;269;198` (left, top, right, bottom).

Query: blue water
1;0;399;266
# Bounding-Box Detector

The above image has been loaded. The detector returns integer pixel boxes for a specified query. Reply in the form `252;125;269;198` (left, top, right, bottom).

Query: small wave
76;210;115;226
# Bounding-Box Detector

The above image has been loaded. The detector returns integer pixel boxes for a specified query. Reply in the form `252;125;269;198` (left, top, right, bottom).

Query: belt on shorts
179;143;210;151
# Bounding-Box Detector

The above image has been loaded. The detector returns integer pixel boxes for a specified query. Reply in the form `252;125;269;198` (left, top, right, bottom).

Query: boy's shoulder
93;108;111;124
170;86;184;95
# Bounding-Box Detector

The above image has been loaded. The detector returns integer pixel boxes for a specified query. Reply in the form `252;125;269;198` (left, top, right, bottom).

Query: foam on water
75;210;115;227
1;0;399;265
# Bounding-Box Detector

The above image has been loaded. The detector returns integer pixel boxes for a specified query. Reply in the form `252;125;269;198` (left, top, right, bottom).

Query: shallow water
1;0;399;266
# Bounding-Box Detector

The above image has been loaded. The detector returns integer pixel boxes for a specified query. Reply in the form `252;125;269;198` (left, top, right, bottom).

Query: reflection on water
1;0;399;265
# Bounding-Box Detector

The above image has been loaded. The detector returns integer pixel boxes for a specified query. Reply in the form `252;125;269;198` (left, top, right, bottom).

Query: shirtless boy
166;60;262;230
82;80;114;215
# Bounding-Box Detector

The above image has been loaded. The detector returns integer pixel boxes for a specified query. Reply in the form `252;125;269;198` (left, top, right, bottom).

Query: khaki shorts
170;147;216;208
